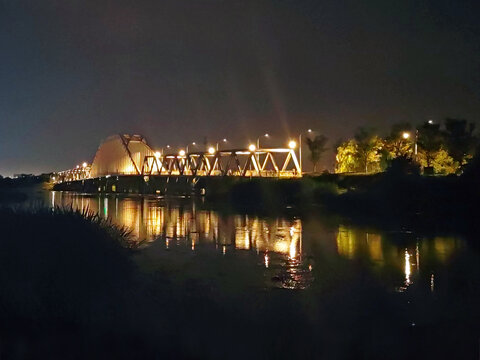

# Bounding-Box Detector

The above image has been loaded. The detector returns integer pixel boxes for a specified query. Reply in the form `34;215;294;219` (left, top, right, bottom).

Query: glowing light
428;120;433;124
264;253;269;268
264;133;269;137
223;138;227;142
289;240;297;259
192;142;196;145
155;151;161;158
405;250;411;286
76;165;80;169
208;147;215;154
82;162;88;168
307;129;312;133
289;226;295;237
179;149;186;156
248;144;256;152
288;140;297;149
402;132;410;139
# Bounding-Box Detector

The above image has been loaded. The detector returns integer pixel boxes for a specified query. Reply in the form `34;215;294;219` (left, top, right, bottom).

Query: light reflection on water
49;191;464;290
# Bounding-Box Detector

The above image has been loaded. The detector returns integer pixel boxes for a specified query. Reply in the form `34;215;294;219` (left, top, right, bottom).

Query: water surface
48;191;466;293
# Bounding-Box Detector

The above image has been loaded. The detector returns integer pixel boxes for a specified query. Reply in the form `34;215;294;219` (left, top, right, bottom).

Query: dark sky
1;0;480;175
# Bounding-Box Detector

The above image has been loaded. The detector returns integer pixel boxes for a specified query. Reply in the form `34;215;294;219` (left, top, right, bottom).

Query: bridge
53;134;302;185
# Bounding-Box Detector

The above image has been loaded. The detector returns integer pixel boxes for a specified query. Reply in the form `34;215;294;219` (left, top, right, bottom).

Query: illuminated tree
384;123;414;159
417;148;459;175
305;135;328;173
335;140;359;173
354;127;383;173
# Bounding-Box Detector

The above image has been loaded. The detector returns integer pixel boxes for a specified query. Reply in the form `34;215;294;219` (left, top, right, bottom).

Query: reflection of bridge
54;134;301;184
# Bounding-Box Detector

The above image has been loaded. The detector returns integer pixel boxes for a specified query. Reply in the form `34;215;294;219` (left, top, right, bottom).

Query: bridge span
52;134;302;193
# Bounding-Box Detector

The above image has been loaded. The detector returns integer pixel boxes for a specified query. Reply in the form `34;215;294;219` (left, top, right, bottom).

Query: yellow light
288;140;297;149
82;162;87;168
248;144;256;152
154;151;161;158
76;165;80;169
179;149;186;156
208;147;215;154
402;132;410;139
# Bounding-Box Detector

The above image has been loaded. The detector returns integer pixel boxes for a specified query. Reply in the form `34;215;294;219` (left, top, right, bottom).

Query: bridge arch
90;134;154;178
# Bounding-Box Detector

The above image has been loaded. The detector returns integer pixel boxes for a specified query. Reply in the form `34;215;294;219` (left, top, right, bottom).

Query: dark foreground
1;207;479;359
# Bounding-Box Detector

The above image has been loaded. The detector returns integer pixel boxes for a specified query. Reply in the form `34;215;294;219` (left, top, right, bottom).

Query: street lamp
257;133;269;149
288;140;297;149
248;144;256;152
179;149;186;157
208;147;216;154
82;162;87;168
154;151;161;158
186;142;197;154
402;132;410;139
216;138;227;150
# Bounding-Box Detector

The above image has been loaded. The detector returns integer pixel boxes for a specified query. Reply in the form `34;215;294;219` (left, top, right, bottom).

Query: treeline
334;118;477;175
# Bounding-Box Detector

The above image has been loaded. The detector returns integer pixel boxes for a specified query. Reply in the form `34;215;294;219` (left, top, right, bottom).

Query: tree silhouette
444;118;476;164
306;135;328;173
417;122;442;167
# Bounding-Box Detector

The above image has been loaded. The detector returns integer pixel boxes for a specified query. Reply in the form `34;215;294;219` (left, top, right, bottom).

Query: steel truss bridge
53;134;301;184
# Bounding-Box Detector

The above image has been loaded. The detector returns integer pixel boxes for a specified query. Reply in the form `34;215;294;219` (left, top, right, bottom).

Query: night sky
1;0;479;175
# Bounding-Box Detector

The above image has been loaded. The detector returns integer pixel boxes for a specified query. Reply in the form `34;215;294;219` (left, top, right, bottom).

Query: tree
335;140;359;173
305;135;328;173
417;121;442;167
443;118;477;165
354;127;383;173
384;123;414;159
417;148;459;175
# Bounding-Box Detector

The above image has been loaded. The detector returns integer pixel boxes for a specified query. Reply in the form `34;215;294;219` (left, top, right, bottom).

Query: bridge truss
54;147;301;183
142;148;301;177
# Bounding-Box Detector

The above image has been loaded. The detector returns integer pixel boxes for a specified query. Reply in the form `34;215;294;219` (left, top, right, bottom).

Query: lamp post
216;138;227;151
256;133;269;149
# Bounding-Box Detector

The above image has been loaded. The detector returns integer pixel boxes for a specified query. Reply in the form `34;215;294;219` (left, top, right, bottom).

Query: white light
288;140;297;149
264;133;269;137
192;142;196;145
76;165;80;169
154;151;161;158
166;145;170;148
402;132;410;139
223;138;227;142
308;129;312;133
82;162;87;168
208;147;215;154
248;144;256;152
179;149;186;156
428;120;433;124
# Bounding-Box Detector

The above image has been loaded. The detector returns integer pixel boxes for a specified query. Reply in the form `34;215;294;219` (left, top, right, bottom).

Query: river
46;191;465;293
